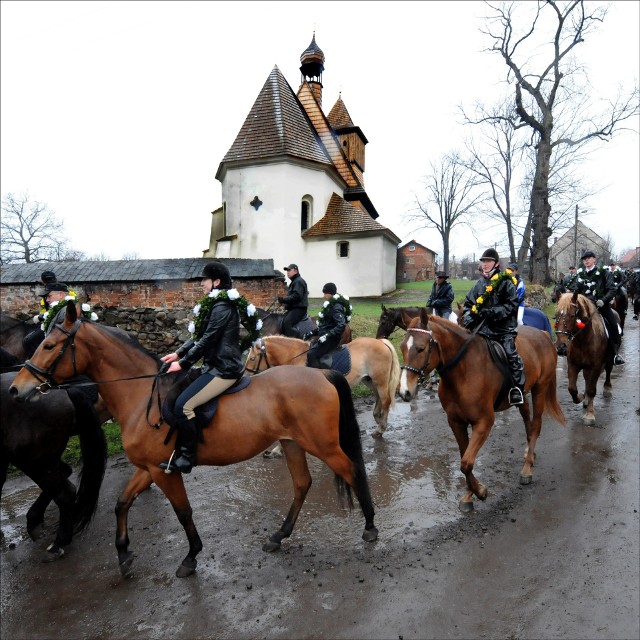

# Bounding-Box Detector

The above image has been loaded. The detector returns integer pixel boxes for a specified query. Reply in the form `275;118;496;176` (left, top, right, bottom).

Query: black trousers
306;337;339;368
282;308;307;337
500;333;525;388
599;305;621;349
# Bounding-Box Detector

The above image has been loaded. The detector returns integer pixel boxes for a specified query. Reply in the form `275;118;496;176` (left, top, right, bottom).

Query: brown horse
554;291;613;426
245;335;401;438
9;302;378;578
375;304;423;339
398;309;565;511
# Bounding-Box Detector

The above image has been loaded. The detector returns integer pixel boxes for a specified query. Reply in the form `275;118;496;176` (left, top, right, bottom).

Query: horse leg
566;361;583;405
147;468;203;578
581;369;600;426
603;359;613;399
26;462;73;541
114;467;154;578
518;392;541;485
264;440;312;552
371;387;389;439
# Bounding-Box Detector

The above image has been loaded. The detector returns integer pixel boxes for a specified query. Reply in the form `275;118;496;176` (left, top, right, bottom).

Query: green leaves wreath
470;269;518;315
318;293;353;325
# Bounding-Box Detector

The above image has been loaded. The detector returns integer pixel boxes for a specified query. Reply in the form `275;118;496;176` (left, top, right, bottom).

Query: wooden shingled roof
303;193;400;242
218;66;332;173
327;97;354;130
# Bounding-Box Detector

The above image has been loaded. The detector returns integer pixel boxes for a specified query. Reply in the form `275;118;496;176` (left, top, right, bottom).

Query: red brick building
396;240;437;283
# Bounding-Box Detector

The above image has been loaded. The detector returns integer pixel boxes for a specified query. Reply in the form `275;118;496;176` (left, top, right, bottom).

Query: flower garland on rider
41;293;98;334
574;263;605;299
317;293;353;326
188;288;262;351
470;268;518;315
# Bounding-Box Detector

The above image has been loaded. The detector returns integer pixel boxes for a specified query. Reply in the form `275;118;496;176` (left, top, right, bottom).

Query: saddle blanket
317;345;351;375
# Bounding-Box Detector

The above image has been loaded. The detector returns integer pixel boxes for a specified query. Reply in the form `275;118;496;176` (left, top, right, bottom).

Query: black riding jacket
462;270;519;338
568;266;616;306
318;301;347;343
279;273;308;311
176;299;244;378
427;281;454;314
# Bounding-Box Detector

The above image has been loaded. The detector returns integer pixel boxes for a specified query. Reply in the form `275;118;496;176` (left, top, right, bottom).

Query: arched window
301;195;313;232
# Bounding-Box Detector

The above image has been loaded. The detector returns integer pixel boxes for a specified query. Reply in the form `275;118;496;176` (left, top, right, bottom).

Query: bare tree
406;152;486;273
1;192;71;264
483;1;640;284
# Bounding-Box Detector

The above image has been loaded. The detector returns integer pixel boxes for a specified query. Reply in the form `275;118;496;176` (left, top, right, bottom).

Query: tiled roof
219;66;332;168
327;96;354;130
300;34;325;65
0;258;278;284
303;193;398;241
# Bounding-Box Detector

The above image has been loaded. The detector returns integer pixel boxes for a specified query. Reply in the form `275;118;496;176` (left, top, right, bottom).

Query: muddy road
1;325;638;640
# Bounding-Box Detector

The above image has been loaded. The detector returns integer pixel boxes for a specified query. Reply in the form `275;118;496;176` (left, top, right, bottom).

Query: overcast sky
1;1;638;263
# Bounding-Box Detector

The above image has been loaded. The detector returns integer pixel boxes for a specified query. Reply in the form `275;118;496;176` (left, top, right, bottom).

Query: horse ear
65;300;78;325
419;307;430;327
571;290;579;303
381;304;386;311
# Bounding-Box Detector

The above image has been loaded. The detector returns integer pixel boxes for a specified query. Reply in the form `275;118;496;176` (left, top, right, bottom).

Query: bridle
21;318;168;428
244;338;311;375
554;300;593;341
400;328;438;382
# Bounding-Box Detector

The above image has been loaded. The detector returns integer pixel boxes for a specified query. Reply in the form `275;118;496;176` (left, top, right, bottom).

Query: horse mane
89;320;163;364
557;293;606;338
428;313;470;339
264;335;304;345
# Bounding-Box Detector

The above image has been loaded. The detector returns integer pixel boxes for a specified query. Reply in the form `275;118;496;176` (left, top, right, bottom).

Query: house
396;240;437;282
203;34;401;297
549;220;610;280
618;247;640;269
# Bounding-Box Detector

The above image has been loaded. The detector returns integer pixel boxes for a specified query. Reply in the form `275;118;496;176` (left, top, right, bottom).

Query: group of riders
21;247;634;474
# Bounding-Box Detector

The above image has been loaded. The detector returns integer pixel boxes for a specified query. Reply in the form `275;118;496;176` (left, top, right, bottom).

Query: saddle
483;338;513;409
292;315;315;338
161;368;251;442
314;345;351;375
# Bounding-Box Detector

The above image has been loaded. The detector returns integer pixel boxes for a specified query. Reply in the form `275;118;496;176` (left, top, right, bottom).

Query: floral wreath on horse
41;293;98;334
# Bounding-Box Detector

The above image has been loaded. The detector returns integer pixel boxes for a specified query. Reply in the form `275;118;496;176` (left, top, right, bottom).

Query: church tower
299;32;325;107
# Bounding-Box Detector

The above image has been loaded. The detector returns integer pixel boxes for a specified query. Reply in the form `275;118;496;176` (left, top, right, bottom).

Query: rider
461;248;525;406
278;263;309;338
427;271;454;318
509;262;526;325
159;261;245;474
606;259;626;295
568;250;624;366
562;266;577;289
305;282;347;368
23;270;59;357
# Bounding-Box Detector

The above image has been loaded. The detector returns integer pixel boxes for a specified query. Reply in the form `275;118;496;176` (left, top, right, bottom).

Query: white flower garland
188;288;262;350
318;293;352;325
41;295;98;333
575;266;604;298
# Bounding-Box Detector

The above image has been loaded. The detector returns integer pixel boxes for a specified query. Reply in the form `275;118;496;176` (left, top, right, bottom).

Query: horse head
398;308;436;402
375;304;395;339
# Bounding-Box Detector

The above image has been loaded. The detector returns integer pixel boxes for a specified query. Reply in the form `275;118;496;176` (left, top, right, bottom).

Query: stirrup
159;450;194;474
509;387;524;405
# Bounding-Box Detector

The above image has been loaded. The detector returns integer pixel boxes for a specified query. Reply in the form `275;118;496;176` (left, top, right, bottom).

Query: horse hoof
372;431;383;440
582;416;596;427
42;543;64;562
459;499;474;513
176;560;197;578
262;540;281;553
119;552;135;578
519;474;532;485
603;389;612;399
362;526;378;542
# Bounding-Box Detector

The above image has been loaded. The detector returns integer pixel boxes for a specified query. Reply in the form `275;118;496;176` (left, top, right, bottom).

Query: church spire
300;32;325;107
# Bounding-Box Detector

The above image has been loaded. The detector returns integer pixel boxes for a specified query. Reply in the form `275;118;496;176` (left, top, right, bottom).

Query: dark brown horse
0;312;31;365
9;302;378;578
375;304;423;339
398;309;565;511
554;291;614;426
1;371;107;559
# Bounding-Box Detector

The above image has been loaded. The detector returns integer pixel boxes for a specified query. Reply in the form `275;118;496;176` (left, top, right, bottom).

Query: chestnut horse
398;309;565;511
245;335;400;438
9;302;378;578
257;308;352;344
375;305;423;339
554;291;614;426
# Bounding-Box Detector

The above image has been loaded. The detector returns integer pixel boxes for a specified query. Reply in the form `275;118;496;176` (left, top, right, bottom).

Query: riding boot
159;419;198;474
504;335;525;406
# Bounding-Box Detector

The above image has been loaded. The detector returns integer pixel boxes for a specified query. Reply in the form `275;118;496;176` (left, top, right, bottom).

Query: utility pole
574;204;579;267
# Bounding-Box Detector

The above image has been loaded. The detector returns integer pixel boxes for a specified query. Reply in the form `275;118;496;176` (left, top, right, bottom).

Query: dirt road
1;325;638;640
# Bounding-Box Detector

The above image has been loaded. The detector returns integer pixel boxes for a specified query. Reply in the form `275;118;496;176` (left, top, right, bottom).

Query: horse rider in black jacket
568;250;624;365
461;248;525;406
305;282;347;368
278;264;309;337
427;270;454;318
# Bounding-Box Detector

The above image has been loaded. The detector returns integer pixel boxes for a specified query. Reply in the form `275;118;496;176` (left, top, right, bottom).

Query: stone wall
3;278;285;354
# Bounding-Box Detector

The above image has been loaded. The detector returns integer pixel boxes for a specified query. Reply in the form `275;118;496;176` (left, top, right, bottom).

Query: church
203;34;401;297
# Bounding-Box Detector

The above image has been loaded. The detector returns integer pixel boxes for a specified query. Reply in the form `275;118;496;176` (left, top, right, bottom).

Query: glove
596;299;604;308
318;334;327;344
277;297;285;304
33;314;41;324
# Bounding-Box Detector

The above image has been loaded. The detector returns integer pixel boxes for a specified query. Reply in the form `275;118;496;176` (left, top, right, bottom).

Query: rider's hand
161;353;179;363
596;299;604;308
32;314;41;324
167;361;183;374
318;334;327;344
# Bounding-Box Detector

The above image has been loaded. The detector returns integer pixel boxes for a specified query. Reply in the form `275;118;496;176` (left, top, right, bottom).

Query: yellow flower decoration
511;277;518;285
471;305;477;312
486;285;493;292
476;296;484;304
470;270;518;316
491;273;500;281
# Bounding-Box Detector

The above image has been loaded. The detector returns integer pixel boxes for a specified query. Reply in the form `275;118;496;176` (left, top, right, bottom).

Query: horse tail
324;370;374;517
543;368;567;426
66;388;108;533
380;338;400;409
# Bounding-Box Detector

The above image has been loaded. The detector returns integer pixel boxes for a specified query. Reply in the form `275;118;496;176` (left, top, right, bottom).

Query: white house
204;34;401;297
